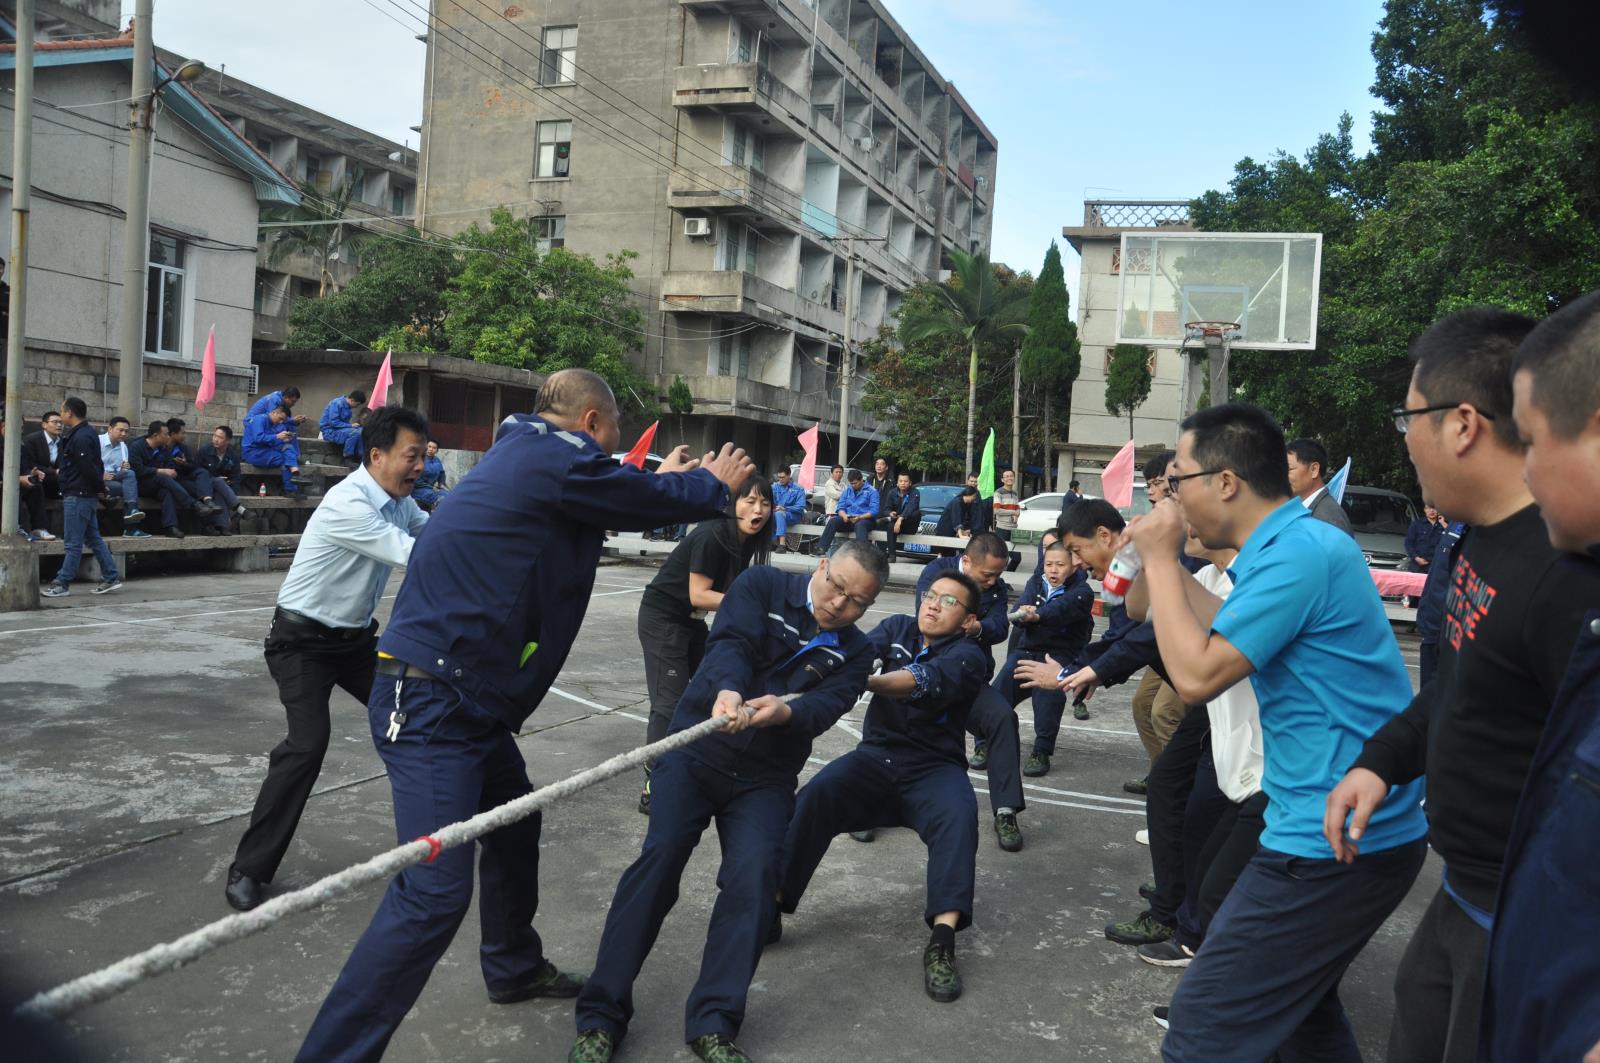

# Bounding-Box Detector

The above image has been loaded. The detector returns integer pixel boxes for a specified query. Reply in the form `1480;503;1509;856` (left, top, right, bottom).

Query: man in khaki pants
1125;453;1188;794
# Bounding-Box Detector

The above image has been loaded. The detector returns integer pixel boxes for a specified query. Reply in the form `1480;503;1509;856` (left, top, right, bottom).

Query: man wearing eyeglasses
773;569;990;1004
1286;437;1354;535
1326;308;1600;1063
1124;401;1427;1061
572;540;886;1063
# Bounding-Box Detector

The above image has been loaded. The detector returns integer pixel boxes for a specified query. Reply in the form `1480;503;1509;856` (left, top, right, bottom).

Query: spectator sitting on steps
199;425;248;522
2;408;51;541
166;418;227;534
97;415;148;535
411;439;449;511
20;409;62;540
248;384;306;425
243;405;306;495
129;420;200;539
319;388;367;461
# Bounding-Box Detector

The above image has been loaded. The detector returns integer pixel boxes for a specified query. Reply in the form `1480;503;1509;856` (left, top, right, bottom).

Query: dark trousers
20;479;46;531
1419;640;1439;689
991;649;1069;756
1164;838;1427;1062
297;675;548;1063
965;684;1025;815
637;608;708;759
780;748;978;929
1175;788;1269;950
1385;887;1489;1063
1147;704;1211;925
576;752;793;1044
178;467;214;501
879;516;909;555
815;514;870;555
137;473;192;529
233;613;378;881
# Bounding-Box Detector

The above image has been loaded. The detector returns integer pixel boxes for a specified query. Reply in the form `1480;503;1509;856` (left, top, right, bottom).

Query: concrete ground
0;555;1436;1062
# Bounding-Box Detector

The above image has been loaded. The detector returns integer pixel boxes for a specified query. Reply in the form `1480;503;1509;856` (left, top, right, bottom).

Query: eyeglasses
1165;468;1225;490
920;589;968;610
822;566;874;611
1391;403;1496;434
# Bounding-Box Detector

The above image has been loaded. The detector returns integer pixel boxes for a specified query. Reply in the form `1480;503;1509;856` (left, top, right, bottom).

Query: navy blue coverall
294;415;728;1063
779;614;989;928
915;555;1023;815
992;570;1095;757
576;566;872;1045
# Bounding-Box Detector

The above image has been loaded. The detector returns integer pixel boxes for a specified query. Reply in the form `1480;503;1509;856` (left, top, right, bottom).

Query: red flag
369;349;394;410
193;324;216;411
796;423;820;491
1102;439;1136;510
623;421;658;468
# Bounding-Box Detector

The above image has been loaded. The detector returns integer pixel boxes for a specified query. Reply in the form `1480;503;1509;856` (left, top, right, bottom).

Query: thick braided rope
16;713;732;1022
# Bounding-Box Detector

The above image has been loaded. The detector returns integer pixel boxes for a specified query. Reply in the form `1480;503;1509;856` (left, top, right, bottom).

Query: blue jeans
1164;838;1427;1061
295;677;548;1063
56;495;119;585
104;469;142;511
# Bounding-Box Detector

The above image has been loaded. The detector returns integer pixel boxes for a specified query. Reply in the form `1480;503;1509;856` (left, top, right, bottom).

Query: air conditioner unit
855;136;875;151
684;217;713;237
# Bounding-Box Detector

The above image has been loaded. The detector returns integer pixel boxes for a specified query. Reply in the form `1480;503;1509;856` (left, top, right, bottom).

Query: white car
1013;481;1150;546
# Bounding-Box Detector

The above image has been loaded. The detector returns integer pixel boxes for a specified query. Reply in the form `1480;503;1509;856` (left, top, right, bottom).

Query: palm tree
260;175;369;298
898;248;1031;477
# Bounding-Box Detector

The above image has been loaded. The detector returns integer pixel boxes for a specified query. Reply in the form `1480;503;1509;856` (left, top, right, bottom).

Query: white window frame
535;119;573;178
145;231;186;358
541;25;577;85
533;215;566;254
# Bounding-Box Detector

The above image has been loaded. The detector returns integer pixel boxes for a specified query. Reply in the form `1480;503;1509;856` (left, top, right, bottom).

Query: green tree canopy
286;236;458;352
1021;241;1079;488
1104;344;1152;438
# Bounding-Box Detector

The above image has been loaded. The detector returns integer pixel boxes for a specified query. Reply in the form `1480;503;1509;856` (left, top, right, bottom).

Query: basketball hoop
1183;320;1242;345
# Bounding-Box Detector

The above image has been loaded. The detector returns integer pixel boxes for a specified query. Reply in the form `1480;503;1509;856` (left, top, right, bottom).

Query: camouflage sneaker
1023;752;1050;777
993;811;1024;853
488;959;587;1003
568;1030;617;1063
969;744;989;771
1104;910;1174;947
690;1033;753;1063
1073;700;1091;721
1138;880;1157;901
923;939;963;1002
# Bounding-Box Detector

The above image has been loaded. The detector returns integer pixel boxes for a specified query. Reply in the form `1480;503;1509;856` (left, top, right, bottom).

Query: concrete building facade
417;0;997;467
1059;199;1194;491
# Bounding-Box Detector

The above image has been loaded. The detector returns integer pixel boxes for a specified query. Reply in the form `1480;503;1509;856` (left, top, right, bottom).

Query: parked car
1013;481;1150;547
902;483;967;560
1339;485;1418;569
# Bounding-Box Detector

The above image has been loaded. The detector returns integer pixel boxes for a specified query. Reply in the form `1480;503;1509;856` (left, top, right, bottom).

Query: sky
144;0;1389;292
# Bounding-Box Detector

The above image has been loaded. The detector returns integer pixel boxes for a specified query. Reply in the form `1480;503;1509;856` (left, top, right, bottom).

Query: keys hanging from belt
386;710;407;742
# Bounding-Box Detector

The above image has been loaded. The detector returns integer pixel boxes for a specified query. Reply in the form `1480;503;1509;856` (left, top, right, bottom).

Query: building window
533;215;566;253
304;154;332;193
721;224;758;273
715;331;751;377
145;232;185;357
541;25;577;85
536;120;572;178
729;123;765;173
350;169;366;201
252;135;273;157
391;185;409;216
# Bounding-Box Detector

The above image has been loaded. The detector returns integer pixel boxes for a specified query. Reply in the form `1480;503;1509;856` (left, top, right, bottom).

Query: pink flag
369;349;394;410
193;324;216;411
796;423;820;491
1102;439;1136;510
623;421;658;468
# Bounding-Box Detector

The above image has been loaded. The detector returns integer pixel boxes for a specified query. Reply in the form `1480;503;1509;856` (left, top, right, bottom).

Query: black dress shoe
487;959;586;1004
165;526;186;539
225;865;265;911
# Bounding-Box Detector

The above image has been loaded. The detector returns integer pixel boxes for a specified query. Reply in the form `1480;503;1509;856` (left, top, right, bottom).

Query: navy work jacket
670;566;871;786
1480;548;1600;1062
199;444;242;487
379;415;728;730
56;421;105;497
1015;570;1095;658
860;614;988;766
914;554;1011;650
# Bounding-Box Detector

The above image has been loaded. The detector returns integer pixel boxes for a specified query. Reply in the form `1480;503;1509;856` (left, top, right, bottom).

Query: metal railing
1084;200;1192;228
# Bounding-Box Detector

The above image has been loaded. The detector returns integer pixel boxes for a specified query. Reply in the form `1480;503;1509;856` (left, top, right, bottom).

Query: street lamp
155;58;206;92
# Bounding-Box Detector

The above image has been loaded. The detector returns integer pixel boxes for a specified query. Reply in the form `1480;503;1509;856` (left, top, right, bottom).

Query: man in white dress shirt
225;405;431;911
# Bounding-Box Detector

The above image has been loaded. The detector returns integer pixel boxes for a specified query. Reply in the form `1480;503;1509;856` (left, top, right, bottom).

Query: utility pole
0;0;34;611
837;235;856;468
1011;349;1021;491
116;0;154;422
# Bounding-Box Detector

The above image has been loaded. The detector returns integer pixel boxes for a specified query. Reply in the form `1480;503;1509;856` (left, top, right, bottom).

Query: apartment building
1059;199;1195;491
418;0;997;466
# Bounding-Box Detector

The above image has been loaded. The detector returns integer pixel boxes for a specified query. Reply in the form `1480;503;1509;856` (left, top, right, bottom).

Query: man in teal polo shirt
1125;401;1427;1061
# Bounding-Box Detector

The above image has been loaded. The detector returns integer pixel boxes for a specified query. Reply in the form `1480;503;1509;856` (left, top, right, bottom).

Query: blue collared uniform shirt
320;395;355;436
835;483;879;519
861;614;988;765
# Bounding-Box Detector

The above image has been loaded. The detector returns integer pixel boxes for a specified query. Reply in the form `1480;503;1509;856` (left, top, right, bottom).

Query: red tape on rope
414;835;443;863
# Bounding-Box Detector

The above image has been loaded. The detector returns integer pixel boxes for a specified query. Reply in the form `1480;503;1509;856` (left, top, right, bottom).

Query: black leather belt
374;655;443;681
272;607;371;642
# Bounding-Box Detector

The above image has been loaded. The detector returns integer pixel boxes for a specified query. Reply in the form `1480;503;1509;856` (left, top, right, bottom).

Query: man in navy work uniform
914;533;1025;851
319;388;367;460
1482;289;1600;1063
774;569;989;1005
571;541;885;1063
225;406;430;912
39;397;123;597
296;369;752;1063
1129;402;1427;1061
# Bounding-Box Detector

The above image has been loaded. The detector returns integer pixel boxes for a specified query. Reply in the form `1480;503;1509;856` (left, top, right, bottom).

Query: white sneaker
32;529;56;540
1135;829;1150;846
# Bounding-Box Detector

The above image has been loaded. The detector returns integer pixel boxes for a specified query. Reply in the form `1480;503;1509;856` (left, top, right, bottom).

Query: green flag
977;428;997;500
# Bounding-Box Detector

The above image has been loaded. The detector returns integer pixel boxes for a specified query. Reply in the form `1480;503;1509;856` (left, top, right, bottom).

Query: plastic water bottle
1101;543;1143;605
258;481;268;498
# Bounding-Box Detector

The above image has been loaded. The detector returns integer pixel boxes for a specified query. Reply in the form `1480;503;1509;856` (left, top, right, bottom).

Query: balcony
667;164;813;231
674;63;811;131
659;270;843;340
673;373;882;435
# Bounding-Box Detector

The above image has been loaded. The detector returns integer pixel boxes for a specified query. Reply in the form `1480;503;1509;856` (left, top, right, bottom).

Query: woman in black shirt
636;474;774;812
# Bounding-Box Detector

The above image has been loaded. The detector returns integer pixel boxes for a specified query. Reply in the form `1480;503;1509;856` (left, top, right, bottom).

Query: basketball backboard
1113;232;1322;350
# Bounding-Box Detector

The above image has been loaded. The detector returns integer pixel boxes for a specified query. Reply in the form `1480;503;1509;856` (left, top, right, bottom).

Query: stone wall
2;340;253;431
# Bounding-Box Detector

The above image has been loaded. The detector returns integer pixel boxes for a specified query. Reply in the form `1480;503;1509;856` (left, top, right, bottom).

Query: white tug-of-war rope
16;713;737;1022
